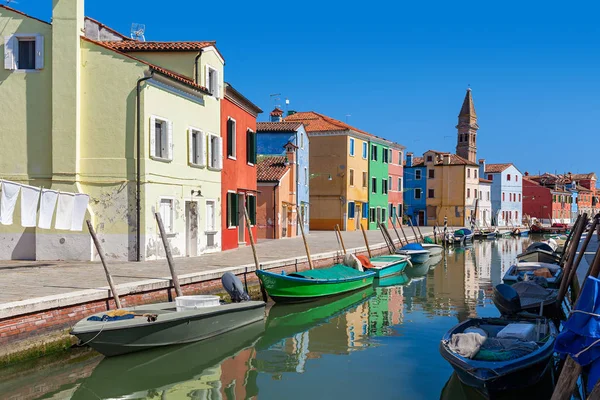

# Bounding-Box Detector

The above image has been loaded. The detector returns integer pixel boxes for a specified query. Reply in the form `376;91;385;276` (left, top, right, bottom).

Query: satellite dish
130;23;146;41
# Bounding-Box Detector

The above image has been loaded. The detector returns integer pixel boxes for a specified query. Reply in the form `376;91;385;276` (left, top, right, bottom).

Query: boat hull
256;268;375;303
396;250;429;264
71;301;266;357
516;249;561;265
420;244;444;256
368;256;409;278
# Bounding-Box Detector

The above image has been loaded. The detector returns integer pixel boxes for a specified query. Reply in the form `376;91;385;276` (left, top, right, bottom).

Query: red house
523;177;571;224
387;145;405;226
221;83;263;250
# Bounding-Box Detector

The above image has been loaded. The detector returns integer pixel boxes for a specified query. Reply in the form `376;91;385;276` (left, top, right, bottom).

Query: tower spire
456;88;479;163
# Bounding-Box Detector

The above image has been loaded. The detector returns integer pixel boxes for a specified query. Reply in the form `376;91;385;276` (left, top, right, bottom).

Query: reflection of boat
439;317;557;394
396;243;430;263
71;321;265;399
376;273;411;287
511;228;530;237
421;243;444;256
256;264;375;303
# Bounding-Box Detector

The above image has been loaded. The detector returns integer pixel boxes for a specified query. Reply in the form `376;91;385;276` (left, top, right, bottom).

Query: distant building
477;178;492;226
403;153;427;225
522;176;571;224
479;161;523;226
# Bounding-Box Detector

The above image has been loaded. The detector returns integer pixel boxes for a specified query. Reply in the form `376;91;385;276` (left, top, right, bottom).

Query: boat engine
221;272;251;303
492;284;522;315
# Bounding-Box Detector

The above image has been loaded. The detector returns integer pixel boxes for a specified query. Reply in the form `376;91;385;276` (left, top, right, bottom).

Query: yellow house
284;112;371;231
0;0;224;261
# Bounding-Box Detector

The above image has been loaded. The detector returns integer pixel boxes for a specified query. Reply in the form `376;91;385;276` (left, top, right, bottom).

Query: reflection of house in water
474;241;493;299
219;348;259;399
368;286;405;337
495;238;527;279
346;301;370;348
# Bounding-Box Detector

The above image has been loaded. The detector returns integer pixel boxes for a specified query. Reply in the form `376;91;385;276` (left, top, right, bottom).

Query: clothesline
0;179;89;231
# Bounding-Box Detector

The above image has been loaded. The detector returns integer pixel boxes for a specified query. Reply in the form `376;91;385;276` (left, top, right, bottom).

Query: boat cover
526;242;554;253
555;276;600;393
400;243;425;251
290;265;370;280
513;281;557;308
455;228;473;236
424;237;434;244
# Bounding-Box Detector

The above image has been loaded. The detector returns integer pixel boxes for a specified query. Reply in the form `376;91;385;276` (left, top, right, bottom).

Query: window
246;130;257;164
207;133;223;170
426;155;433;162
4;35;44;71
362;142;368;159
206;200;217;232
474;189;477;199
398;151;403;164
388;176;392;191
467;188;471;198
206;65;220;97
348;202;355;218
150;116;172;161
371;144;378;161
415;188;422;199
503;192;506;201
304;167;308;186
371;177;377;193
382;179;388;194
362;171;368;188
507;174;511;181
376;207;382;224
515;211;519;221
300;132;304;149
246;195;256;226
516;175;519;182
382;208;387;224
428;169;435;179
398;178;403;192
487;192;490;201
467;169;471;178
349;138;355;156
363;202;369;219
398;204;403;217
428;189;434;198
415;170;422;180
159;198;174;234
382;148;389;163
369;208;376;223
227;192;239;227
474;170;478;179
488;174;493;180
226;118;236;158
388;149;393;164
349;169;355;186
189;128;205;166
389;203;395;218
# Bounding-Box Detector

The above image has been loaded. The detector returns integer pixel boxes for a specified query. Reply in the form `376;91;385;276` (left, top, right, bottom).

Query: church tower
456;88;479;163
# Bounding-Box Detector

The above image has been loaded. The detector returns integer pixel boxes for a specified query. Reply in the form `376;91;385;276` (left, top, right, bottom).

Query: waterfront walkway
0;227;435;317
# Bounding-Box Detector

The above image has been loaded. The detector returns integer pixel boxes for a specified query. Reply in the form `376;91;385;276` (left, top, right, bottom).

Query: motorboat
395;243;430;264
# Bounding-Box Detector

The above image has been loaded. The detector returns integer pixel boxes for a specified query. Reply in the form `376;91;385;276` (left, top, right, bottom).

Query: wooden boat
493;282;561;319
366;254;411;278
396;243;430;264
502;262;563;288
439;316;558;393
421;243;444;256
255;264;375;303
516;242;561;265
511;227;530;237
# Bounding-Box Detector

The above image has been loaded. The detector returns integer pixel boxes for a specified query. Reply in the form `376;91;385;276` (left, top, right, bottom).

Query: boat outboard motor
221;272;250;303
492;284;522;315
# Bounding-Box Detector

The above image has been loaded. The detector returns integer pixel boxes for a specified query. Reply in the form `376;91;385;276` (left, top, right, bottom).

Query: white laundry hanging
55;192;74;230
20;184;41;227
71;193;89;231
38;189;59;229
0;181;21;225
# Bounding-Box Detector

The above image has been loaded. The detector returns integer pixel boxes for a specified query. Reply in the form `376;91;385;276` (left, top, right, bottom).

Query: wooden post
415;223;425;243
335;224;347;254
397;215;410;244
389;216;403;246
87;220;122;309
407;218;419;243
565;215;597;299
434;225;438;244
560;214;581;265
360;222;372;258
243;207;268;302
297;207;314;270
155;212;183;297
557;213;587;305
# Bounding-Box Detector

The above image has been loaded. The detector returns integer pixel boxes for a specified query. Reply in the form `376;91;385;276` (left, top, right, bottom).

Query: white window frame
207;132;223;171
188;126;206;167
388;176;392;191
158;197;175;235
227;117;237;160
362;142;368;159
150;115;173;162
304;167;308;186
349;138;355;157
362;171;368;188
398;177;403;193
398;151;403;164
205;64;221;98
4;34;44;72
300;132;304;149
226;190;238;230
371;177;377;194
415;170;422;180
371;144;377;161
205;199;217;232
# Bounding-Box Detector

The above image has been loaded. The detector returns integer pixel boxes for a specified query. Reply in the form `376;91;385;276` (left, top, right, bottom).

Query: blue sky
12;0;600;174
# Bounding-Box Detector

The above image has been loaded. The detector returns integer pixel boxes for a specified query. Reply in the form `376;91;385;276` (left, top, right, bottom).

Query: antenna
130;23;146;42
269;93;281;109
5;0;19;4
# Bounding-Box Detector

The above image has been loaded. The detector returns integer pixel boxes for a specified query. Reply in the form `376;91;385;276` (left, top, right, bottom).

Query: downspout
136;70;154;262
194;50;204;85
296;136;300;235
273;183;279;238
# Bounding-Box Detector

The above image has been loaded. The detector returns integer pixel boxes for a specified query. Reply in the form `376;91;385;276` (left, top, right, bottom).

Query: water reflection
0;237;545;400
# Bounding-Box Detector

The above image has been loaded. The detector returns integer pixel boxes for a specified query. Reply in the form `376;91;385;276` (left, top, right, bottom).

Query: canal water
0;236;552;400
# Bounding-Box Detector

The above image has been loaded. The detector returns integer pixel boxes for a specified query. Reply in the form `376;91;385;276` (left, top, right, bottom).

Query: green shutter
247;195;256;225
227;119;234;157
246;130;257;164
228;193;239;227
252;132;257;164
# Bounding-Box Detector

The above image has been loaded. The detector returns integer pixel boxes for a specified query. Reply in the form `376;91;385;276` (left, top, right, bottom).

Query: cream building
0;0;224;260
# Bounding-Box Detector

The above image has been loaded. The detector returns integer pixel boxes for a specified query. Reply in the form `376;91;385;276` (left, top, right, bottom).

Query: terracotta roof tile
102;40;215;52
444;154;479;166
479;178;493;184
270;107;284;116
257;156;290;182
571;173;597;180
403;156;424;167
485;163;512;173
284;111;374;136
256;122;303;133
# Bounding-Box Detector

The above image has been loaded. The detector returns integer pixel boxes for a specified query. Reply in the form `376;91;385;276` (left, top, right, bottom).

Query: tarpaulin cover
554;276;600;392
400;243;425;251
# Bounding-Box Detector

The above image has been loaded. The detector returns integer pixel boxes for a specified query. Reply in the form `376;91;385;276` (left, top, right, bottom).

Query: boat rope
574;338;600;358
570;310;600;318
78;320;108;347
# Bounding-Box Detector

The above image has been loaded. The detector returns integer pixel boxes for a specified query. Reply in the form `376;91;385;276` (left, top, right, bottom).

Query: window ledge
228;156;237;160
189;163;206;169
247;162;255;167
151;156;173;163
205;230;218;235
207;166;222;172
12;69;41;74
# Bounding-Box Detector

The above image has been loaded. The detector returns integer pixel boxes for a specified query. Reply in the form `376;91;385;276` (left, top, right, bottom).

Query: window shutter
227;119;233;157
205;65;211;92
166;120;173;160
252;132;257;164
207;134;213;167
35;35;44;69
4;36;15;70
149;117;156;158
246;130;252;164
216;70;222;98
198;131;207;167
188;129;194;164
248;196;256;225
215;136;223;169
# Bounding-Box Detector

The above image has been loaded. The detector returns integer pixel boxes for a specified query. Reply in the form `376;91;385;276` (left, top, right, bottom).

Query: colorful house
479;161;523;226
477;178;493;226
256;111;309;234
403;153;427;225
256;143;298;239
0;1;224;260
570;173;597;216
387;145;405;226
221;83;262;251
367;140;390;229
522;176;571;224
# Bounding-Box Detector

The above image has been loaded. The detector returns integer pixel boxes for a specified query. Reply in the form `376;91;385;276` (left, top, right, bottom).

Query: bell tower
456;88;479;163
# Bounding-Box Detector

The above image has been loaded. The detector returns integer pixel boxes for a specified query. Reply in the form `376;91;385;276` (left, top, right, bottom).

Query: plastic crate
175;295;220;311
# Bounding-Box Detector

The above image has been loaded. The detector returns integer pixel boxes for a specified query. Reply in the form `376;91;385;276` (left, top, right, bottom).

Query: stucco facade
480;162;523;226
367;141;390;230
387;146;405;227
403;153;427;226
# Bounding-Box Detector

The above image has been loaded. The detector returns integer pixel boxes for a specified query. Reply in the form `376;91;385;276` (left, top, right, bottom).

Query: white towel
0;181;21;225
71;194;89;231
55;192;74;230
20;185;41;227
38;189;58;229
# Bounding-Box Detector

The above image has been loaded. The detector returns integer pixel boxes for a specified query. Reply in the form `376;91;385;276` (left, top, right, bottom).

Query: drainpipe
273;183;279;238
194;50;204;85
136;70;154;262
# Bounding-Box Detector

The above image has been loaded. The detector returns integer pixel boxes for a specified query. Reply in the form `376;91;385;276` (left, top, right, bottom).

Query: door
205;200;216;248
185;201;198;257
238;193;245;244
418;210;425;226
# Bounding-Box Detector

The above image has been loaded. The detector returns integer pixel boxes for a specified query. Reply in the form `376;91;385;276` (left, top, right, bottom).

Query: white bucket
175;295;220;312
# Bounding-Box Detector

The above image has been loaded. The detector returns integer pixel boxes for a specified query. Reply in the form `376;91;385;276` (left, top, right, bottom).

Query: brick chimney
270;107;284;122
443;154;450;165
406;152;413;167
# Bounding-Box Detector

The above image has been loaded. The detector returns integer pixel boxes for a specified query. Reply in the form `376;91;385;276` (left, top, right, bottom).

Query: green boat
255;264;375;303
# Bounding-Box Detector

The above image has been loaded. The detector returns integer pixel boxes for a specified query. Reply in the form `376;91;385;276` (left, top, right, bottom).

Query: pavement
0;227;436;308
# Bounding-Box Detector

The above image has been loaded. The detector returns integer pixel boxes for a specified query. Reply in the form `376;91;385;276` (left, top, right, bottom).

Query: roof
81;37;211;94
256;156;289;182
571;173;597;180
523;177;542;186
459;88;477;118
575;184;592;192
270;107;284;116
224;83;262;115
102;40;215;52
0;4;50;25
284;111;372;136
256;122;303;133
445;154;479;166
479;178;493;184
485;163;512;173
403;156;424;167
404;153;477;167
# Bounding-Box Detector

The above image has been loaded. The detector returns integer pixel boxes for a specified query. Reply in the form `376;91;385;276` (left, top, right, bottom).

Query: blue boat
439;317;558;394
453;228;474;244
396;243;430;264
367;254;411;278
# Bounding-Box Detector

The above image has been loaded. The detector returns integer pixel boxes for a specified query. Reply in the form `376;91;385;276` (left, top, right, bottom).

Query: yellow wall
131;51;197;78
346;136;369;231
427;163;466;226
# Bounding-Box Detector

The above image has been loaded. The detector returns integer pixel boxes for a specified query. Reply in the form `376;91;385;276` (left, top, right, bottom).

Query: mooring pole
87;220;122;309
155;212;183;297
297;208;314;270
360;222;372;258
243;207;268;302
